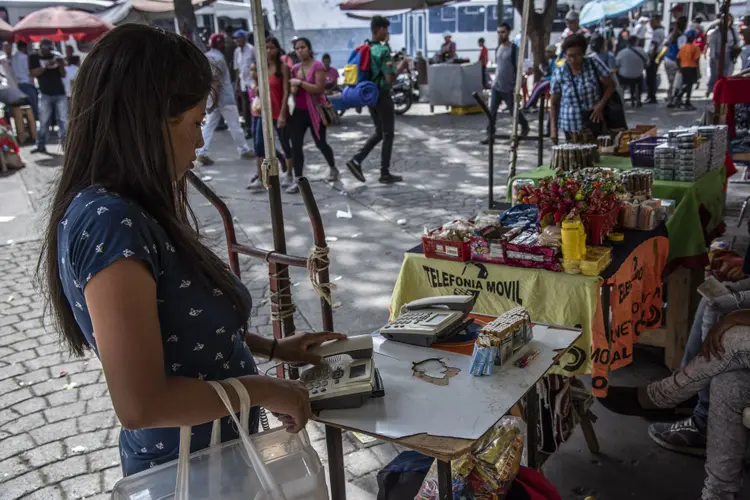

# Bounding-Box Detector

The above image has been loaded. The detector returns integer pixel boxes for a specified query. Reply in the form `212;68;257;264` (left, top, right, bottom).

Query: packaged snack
416;417;525;500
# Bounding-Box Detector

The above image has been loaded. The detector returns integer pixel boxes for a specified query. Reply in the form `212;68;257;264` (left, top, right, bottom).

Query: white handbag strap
174;378;287;500
208;380;287;500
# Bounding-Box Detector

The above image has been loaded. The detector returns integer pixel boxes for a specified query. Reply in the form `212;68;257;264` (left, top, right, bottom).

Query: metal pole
249;0;296;346
714;0;731;125
508;0;532;181
717;2;729;83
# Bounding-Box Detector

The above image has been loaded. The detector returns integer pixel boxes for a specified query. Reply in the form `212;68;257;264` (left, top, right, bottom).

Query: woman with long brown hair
37;24;342;476
287;37;339;194
247;36;294;191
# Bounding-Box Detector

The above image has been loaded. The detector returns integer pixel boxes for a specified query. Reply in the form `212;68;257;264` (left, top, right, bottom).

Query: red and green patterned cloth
507;156;726;267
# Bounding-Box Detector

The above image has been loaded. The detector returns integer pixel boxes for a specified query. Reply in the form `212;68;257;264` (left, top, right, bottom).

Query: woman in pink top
322;53;340;92
288;38;338;193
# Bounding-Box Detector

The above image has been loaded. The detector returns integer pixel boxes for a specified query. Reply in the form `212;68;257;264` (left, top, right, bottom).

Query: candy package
415;417;526;500
424;219;475;242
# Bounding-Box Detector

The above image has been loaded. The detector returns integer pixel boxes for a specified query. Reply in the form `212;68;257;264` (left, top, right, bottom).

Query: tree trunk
512;0;557;82
173;0;205;51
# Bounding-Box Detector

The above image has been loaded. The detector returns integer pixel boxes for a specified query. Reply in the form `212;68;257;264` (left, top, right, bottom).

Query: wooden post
249;0;298;352
508;0;532;181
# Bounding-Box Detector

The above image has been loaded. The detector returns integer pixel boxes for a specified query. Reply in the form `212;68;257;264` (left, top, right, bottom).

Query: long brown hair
37;24;249;356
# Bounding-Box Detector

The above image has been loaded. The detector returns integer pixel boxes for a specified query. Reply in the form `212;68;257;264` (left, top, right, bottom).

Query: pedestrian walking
663;16;688;105
346;16;403;185
478;37;489;88
233;30;256;138
0;41;18;88
550;34;617;144
247;37;295;191
706;15;739;97
591;34;616;71
38;25;339;477
322;53;340;92
615;36;648;106
63;45;80;102
13;41;37;119
196;33;253;166
646;15;666;104
288;37;338;194
670;30;701;110
480;22;529;146
30;38;67;154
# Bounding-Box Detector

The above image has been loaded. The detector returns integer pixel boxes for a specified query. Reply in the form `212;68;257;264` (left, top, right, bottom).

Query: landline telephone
379;295;477;347
298;335;384;411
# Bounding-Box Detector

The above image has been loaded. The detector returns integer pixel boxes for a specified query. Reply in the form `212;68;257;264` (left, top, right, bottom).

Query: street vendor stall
508;155;726;268
391;224;668;398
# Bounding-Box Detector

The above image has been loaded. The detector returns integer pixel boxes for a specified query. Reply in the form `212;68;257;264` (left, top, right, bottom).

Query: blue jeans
683;298;710;429
37;93;68;148
18;83;38;119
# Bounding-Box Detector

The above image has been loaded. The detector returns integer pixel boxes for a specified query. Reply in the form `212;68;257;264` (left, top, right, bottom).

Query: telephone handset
379;295;476;347
298;335;383;411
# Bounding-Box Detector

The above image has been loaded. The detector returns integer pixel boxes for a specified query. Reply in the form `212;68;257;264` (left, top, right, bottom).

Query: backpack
343;42;372;86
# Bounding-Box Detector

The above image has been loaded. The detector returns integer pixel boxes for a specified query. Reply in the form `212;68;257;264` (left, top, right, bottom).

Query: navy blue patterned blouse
57;186;259;476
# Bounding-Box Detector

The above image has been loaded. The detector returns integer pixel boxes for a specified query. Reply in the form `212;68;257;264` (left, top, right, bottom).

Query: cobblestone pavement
2;102;750;499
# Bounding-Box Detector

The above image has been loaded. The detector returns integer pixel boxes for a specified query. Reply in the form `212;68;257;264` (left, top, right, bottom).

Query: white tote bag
112;378;328;500
174;379;287;500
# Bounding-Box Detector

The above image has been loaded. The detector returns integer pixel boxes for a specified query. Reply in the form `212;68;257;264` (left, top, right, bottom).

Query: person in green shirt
346;16;403;185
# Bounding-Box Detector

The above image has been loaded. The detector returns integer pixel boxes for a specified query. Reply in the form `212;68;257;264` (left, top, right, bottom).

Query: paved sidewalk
2;102;750;499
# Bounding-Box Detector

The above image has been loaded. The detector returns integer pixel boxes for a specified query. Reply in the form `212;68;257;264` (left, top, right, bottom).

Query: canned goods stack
550;144;599;171
696;125;728;171
673;132;709;182
621;169;653;199
653;143;676;181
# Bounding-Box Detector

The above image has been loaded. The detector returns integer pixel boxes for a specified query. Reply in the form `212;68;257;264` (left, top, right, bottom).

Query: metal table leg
437;459;452;500
325;425;346;500
526;384;539;469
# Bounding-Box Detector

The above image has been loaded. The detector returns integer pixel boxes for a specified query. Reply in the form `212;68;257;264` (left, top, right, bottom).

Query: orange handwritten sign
590;236;669;397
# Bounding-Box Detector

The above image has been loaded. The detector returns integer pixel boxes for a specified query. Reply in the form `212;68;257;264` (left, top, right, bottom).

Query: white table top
314;324;581;458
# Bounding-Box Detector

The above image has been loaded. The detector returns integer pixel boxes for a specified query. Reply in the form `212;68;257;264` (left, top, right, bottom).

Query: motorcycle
391;71;418;115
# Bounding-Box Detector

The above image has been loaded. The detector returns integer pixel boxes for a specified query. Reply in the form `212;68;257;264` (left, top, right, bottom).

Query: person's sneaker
285;181;300;194
32;146;47;154
685;104;697;111
667;103;676;109
326;166;340;182
378;173;403;184
648;418;707;457
240;151;254;160
281;175;294;188
521;125;530;138
245;176;263;191
197;155;214;165
480;137;491;145
346;159;366;183
646;99;658;105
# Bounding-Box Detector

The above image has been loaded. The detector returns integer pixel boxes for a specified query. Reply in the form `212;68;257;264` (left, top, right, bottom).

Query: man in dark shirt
346;16;402;185
29;38;67;154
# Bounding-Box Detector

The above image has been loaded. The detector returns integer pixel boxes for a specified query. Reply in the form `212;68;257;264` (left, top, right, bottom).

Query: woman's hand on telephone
252;376;312;433
275;331;347;365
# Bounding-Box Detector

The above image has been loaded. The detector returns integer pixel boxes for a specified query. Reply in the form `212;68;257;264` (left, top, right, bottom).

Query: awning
96;0;215;25
579;0;648;27
339;0;462;11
